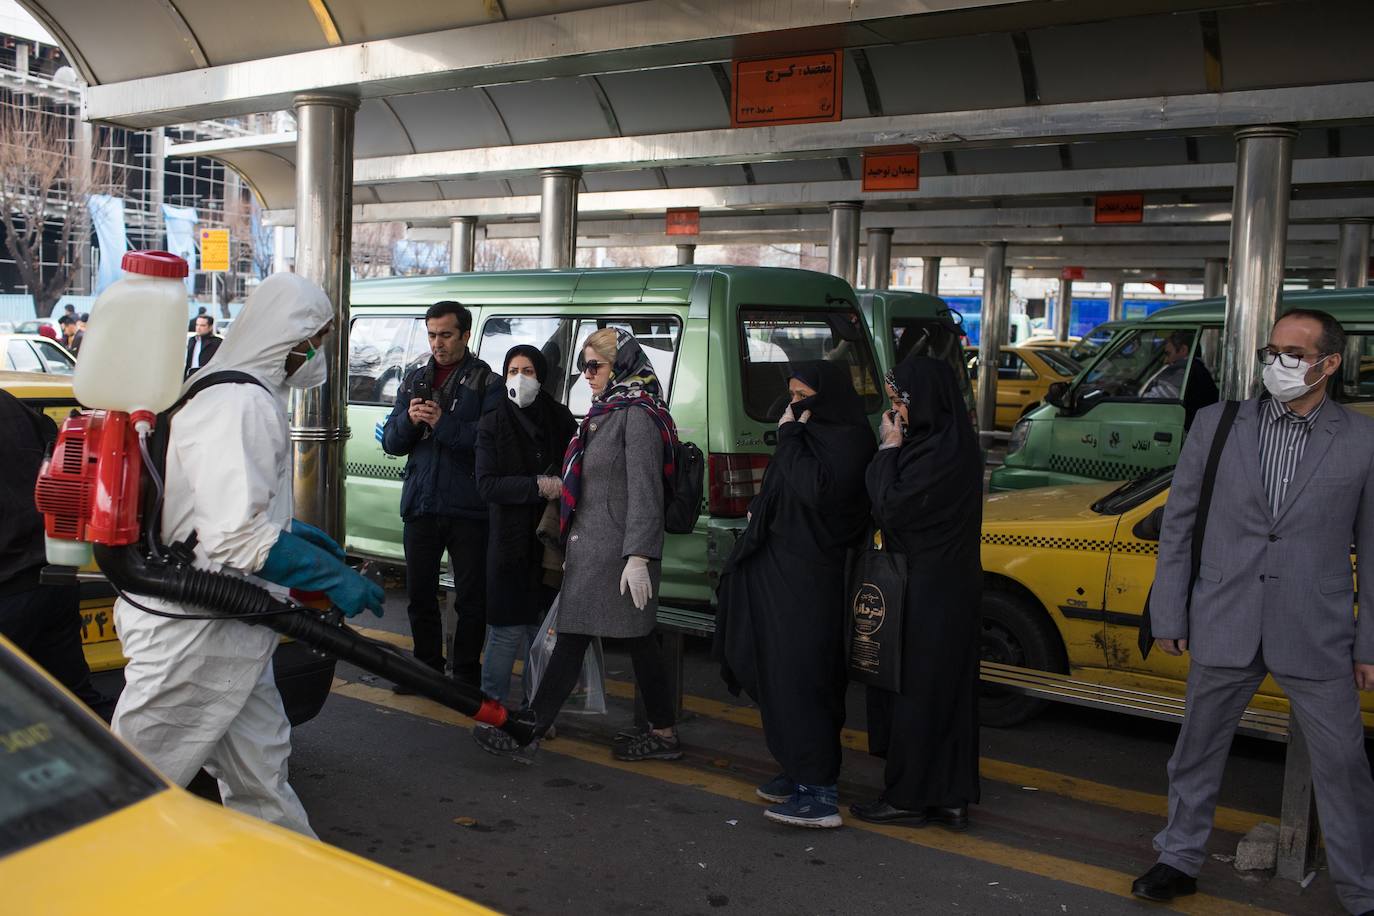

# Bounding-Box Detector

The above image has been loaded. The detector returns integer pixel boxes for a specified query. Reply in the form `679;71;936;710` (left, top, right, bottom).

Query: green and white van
990;289;1374;491
858;288;977;423
343;266;886;609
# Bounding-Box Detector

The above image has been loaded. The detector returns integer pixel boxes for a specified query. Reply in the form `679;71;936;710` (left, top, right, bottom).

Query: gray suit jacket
1149;396;1374;678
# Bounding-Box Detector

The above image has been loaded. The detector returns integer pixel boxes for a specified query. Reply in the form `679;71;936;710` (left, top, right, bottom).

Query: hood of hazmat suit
109;273;332;838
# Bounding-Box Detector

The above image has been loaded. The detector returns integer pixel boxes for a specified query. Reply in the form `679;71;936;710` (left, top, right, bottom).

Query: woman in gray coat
475;327;681;763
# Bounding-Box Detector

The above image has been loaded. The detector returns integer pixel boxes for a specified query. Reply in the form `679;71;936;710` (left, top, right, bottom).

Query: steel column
538;168;580;269
449;216;477;272
922;256;941;296
1055;278;1073;341
289;92;358;540
827;202;861;286
866;228;893;291
1337;220;1371;394
1203;258;1226;299
976;243;1009;443
1108;281;1125;321
1221;126;1298;401
675;243;696;265
272;225;292;274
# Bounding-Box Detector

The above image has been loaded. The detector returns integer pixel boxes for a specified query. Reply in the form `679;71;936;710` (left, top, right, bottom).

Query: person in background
382;301;501;689
58;314;82;356
185;314;222;379
475;327;680;763
715;360;874;828
36;322;58;341
849;356;983;831
189;304;209;333
1141;330;1218;428
473;344;575;710
0;388;109;717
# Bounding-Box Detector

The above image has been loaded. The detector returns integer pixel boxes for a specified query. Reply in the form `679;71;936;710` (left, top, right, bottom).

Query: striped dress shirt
1257;395;1326;517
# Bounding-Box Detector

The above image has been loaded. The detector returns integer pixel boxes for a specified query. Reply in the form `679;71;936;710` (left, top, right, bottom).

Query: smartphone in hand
412;377;433;404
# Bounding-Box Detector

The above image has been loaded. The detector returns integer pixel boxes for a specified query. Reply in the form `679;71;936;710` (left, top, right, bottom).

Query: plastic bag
526;596;607;716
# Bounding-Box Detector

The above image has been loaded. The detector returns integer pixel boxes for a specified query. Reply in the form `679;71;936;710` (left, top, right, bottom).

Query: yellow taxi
969;346;1080;430
0;635;490;915
0;370;334;725
978;468;1374;729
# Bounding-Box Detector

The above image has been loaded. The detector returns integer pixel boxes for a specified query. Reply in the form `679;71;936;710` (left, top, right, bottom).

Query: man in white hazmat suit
111;272;384;837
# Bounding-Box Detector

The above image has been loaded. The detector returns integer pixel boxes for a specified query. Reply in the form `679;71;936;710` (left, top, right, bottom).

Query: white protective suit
111;273;333;837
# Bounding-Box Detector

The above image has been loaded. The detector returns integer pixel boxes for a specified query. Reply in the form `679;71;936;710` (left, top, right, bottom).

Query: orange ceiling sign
665;208;700;236
1094;193;1144;224
731;51;843;128
1061;266;1085;281
862;150;920;192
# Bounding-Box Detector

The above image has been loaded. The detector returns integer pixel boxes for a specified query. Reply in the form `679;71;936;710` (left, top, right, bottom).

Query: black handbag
847;531;907;692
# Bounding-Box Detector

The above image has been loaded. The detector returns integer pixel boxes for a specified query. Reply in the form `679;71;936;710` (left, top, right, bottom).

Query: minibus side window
348;316;417;406
477;316;574;401
1079;327;1186;402
565;317;681;416
1341;332;1374;402
738;308;882;422
892;318;972;407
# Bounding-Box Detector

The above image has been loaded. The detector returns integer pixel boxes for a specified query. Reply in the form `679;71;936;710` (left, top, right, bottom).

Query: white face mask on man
506;372;540;409
286;345;327;389
1261;353;1331;403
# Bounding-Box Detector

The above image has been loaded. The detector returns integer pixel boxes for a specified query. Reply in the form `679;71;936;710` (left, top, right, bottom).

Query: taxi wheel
980;589;1066;728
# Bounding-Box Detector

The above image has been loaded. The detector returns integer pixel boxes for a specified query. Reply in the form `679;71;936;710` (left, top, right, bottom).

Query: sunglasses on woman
579;359;609;375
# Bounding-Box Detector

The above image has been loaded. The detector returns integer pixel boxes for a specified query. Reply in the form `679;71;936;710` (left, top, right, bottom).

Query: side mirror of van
1132;505;1166;542
1045;381;1070;409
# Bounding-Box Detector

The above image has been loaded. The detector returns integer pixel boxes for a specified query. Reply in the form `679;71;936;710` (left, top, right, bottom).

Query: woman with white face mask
473;345;577;707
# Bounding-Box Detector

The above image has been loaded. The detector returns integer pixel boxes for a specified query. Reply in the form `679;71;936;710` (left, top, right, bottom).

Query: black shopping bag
846;532;906;693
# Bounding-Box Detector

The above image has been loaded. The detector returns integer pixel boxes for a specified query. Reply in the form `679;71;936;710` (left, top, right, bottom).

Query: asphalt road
273;592;1357;916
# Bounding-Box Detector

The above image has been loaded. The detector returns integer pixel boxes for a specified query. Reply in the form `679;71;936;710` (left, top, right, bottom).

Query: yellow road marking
348;625;1271;836
329;677;1280;916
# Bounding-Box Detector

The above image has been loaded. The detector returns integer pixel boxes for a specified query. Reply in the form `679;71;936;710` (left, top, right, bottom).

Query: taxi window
7;340;41;372
0;649;161;857
348;316;416;406
739;308;881;422
1078;327;1198;402
33;340;75;375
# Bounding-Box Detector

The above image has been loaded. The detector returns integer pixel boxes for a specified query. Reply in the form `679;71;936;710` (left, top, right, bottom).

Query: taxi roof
1142;288;1374;325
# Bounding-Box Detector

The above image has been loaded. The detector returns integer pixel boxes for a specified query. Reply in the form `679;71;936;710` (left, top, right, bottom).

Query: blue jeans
480;623;541;704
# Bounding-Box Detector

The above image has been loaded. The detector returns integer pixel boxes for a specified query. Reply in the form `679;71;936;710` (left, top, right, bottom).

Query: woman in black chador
715;360;874;828
850;355;983;830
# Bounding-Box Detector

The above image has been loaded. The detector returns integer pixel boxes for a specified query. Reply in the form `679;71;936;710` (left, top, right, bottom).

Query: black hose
93;544;533;744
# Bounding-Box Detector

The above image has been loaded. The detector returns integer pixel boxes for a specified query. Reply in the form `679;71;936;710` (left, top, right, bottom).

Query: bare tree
0;102;104;317
474;238;538;272
248;198;276;280
351;222;404;278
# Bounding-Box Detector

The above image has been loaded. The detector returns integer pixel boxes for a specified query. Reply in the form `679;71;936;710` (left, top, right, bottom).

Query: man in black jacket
185;314;223;378
382;301;499;686
0;389;108;715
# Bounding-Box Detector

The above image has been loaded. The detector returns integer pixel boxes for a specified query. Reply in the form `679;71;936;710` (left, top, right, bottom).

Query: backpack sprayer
32;252;531;744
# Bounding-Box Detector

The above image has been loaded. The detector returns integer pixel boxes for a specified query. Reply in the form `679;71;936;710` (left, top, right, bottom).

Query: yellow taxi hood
0;369;74;398
5;788;492;915
982;481;1122;526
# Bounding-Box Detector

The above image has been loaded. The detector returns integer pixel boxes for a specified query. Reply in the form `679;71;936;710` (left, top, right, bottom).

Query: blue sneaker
756;773;796;804
764;785;842;828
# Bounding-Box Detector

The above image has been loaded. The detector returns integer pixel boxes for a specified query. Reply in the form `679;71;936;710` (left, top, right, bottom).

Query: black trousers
403;515;488;683
530;631;675;736
0;580;111;719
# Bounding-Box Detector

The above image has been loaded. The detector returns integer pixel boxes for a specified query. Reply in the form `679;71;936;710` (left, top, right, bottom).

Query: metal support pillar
866;228;893;290
290;92;358;541
73;119;94;295
1220;126;1297;402
1203;258;1226;299
976;243;1009;444
148;128;166;246
1337;220;1371;394
922;256;941;296
675;243;696;265
1055;278;1073;341
538;168;580;269
449;216;477;273
826;202;861;286
1108;281;1125;322
272;225;292;274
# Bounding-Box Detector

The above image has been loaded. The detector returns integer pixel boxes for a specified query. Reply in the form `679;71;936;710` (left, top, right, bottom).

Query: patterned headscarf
559;328;678;543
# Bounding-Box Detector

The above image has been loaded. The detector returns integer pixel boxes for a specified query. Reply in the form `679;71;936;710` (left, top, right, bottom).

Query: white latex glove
777;404;796;428
536;475;563;500
619;555;653;610
879;410;903;448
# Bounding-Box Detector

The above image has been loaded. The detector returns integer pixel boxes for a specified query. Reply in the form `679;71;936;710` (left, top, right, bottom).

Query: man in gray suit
1132;309;1374;914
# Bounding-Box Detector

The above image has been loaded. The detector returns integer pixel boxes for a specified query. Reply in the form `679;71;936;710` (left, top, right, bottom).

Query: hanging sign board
199;228;230;271
665;208;700;236
1094;193;1144;224
731;51;842;128
862;149;920;192
1061;266;1085;281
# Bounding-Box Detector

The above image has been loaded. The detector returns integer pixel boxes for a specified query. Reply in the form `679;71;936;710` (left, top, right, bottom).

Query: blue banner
162;204;199;295
87;194;127;294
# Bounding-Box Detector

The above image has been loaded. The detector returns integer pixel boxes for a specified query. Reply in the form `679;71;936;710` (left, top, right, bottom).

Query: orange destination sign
1094;193;1144;224
862;149;920;192
732;51;843;128
665;208;700;236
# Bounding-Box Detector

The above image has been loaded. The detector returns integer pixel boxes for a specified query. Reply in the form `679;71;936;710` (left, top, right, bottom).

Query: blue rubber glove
290;519;347;563
258;530;385;618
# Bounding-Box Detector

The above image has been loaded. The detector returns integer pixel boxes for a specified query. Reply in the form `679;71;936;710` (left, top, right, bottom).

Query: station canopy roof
22;0;1374;268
